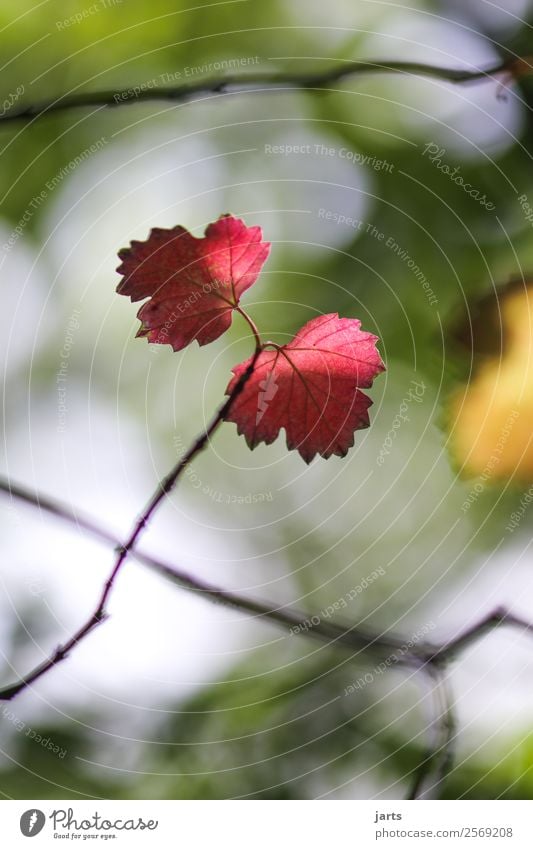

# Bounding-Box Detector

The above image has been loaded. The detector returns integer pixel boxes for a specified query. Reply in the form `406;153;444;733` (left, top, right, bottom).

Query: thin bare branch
0;351;260;700
0;49;529;799
0;473;413;700
2;474;533;695
425;608;533;666
0;58;513;126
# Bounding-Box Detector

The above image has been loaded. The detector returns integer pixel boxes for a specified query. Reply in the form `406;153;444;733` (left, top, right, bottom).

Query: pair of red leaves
117;215;384;462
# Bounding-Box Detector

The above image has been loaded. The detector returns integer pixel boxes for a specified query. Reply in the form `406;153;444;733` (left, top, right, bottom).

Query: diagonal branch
0;349;260;700
99;347;262;611
3;473;533;697
424;607;533;666
1;48;530;795
0;474;414;704
2;480;533;803
0;58;517;126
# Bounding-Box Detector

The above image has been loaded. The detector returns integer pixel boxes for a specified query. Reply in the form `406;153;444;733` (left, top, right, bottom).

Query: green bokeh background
1;0;533;800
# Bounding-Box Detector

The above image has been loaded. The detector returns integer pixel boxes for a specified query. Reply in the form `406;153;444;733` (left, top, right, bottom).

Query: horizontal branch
0;476;411;694
2;475;533;699
0;58;514;126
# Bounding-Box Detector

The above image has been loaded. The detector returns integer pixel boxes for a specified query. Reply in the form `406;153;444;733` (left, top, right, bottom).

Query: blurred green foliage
2;0;533;801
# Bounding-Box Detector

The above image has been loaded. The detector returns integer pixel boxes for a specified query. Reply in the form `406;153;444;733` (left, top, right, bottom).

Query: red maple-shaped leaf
116;214;270;351
225;314;385;462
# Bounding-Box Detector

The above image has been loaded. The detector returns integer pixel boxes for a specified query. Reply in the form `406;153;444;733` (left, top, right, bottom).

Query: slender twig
0;478;118;549
0;345;261;700
0;58;516;127
407;608;533;798
425;607;533;665
1;476;532;801
0;474;413;702
102;344;262;608
0;608;108;701
0;50;529;797
2;474;533;696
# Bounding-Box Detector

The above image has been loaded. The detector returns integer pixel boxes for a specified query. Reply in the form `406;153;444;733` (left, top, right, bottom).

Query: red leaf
116;214;270;351
225;314;385;462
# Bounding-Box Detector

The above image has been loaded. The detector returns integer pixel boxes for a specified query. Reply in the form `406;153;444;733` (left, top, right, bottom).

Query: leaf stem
235;306;262;351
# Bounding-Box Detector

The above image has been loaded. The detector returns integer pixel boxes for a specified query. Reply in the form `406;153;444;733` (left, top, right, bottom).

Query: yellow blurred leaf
450;279;533;481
